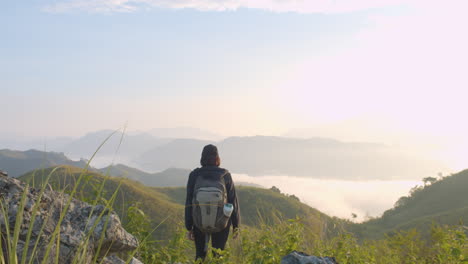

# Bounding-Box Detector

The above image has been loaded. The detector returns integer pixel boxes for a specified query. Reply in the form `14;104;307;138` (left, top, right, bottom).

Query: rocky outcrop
0;176;140;263
281;251;338;264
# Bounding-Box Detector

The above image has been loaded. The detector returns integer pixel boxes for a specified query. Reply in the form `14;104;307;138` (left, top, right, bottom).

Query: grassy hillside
352;169;468;239
19;165;339;241
19;166;184;239
99;163;153;181
100;164;191;187
157;185;338;238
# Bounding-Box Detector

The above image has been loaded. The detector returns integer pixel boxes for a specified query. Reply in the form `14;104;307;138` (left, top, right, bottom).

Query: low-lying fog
80;156;422;222
233;174;422;222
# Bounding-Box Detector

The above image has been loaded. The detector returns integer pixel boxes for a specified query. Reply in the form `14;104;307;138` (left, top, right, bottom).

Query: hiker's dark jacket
185;166;240;231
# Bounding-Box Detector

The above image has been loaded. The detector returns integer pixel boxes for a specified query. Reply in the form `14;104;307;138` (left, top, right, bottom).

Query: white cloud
44;0;138;13
44;0;405;13
233;173;422;221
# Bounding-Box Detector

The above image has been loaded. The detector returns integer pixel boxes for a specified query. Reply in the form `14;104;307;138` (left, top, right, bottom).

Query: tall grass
124;197;468;264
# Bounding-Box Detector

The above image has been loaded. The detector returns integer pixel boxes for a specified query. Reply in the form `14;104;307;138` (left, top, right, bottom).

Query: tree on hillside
394;196;410;208
422;176;437;186
270;186;281;193
410;185;423;196
289;194;300;201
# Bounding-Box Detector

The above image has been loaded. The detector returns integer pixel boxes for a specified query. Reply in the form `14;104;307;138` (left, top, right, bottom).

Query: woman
184;144;240;260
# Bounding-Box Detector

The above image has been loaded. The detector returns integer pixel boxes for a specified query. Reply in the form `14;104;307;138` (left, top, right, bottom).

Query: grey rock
0;170;7;177
101;255;143;264
281;251;338;264
0;176;139;264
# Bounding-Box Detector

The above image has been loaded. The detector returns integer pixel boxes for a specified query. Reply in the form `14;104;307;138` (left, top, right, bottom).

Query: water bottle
223;203;233;217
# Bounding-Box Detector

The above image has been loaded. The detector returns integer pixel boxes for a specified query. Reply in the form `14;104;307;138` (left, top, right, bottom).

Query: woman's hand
186;230;195;241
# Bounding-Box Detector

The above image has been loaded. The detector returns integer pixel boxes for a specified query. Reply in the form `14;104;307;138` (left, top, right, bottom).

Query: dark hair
200;144;221;167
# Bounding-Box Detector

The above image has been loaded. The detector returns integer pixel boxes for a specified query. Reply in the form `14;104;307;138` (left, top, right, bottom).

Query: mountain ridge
137;135;445;180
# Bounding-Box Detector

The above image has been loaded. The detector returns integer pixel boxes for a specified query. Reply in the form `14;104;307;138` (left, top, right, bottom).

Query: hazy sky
1;1;467;169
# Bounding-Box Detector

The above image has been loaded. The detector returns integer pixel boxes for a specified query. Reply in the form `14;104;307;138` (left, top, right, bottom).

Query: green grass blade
54;229;60;264
124;214;173;264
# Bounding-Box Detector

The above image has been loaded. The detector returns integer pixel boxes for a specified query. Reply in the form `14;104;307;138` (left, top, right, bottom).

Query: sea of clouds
233;173;422;222
79;155;422;222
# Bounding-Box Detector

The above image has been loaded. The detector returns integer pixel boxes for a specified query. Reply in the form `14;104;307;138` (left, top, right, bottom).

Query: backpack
192;170;230;233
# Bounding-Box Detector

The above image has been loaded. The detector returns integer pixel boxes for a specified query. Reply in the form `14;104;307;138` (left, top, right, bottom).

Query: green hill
352;169;468;239
19;165;339;241
156;185;336;238
99;163;153;181
99;164;191;187
0;149;88;178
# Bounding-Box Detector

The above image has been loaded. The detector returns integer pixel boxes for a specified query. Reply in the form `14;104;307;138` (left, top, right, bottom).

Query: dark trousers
193;223;231;260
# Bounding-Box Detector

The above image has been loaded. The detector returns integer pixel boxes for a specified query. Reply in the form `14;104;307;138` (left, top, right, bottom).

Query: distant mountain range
0;149;260;187
1;130;447;180
0;149;191;186
60;130;171;162
0;127;221;161
0;149;88;178
136;136;445;180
